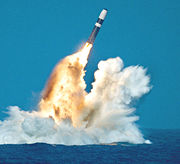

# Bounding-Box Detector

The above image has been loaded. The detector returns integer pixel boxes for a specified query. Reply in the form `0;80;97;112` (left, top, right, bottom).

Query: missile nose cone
99;9;108;20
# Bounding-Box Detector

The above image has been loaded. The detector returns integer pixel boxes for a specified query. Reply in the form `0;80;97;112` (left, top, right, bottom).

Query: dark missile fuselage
87;9;107;45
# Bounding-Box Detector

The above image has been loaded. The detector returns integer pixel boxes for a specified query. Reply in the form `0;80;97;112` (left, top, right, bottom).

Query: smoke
0;46;151;145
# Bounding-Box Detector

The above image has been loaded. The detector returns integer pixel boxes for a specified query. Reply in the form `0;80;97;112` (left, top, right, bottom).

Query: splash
0;43;151;145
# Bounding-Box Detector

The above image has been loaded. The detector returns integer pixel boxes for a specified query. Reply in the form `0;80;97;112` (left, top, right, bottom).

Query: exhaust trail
39;43;92;127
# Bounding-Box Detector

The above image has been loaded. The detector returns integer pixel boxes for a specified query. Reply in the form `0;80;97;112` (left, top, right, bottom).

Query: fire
39;43;92;126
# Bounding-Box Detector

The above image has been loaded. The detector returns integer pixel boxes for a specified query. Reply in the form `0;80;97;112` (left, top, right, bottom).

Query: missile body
87;9;107;44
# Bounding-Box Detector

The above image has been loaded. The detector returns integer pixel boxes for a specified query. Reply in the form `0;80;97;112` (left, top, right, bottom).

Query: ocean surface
0;129;179;164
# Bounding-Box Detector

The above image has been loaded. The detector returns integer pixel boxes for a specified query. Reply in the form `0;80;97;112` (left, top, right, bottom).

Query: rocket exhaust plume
39;43;92;126
0;9;151;145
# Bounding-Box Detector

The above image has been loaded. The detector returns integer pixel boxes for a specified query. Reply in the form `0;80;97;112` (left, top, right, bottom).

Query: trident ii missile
87;9;108;44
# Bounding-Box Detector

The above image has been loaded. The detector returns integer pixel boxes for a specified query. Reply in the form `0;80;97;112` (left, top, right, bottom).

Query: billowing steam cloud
0;44;151;145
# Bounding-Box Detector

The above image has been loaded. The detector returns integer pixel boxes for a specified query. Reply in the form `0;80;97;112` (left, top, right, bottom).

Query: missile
87;9;108;44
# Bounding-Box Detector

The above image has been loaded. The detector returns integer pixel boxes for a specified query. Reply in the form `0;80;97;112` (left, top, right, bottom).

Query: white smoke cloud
0;57;151;145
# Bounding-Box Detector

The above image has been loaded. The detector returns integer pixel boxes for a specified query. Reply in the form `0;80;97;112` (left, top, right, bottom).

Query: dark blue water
0;129;179;164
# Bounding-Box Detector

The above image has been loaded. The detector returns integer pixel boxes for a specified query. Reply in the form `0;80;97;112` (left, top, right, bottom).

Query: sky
0;0;179;129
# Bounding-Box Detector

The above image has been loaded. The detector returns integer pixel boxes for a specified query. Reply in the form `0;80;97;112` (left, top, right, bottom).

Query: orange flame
39;43;92;126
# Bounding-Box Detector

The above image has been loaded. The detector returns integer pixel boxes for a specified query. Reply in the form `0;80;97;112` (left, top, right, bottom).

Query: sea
0;129;179;164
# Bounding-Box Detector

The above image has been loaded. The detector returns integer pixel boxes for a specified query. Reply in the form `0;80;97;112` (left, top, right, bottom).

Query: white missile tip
99;9;108;20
